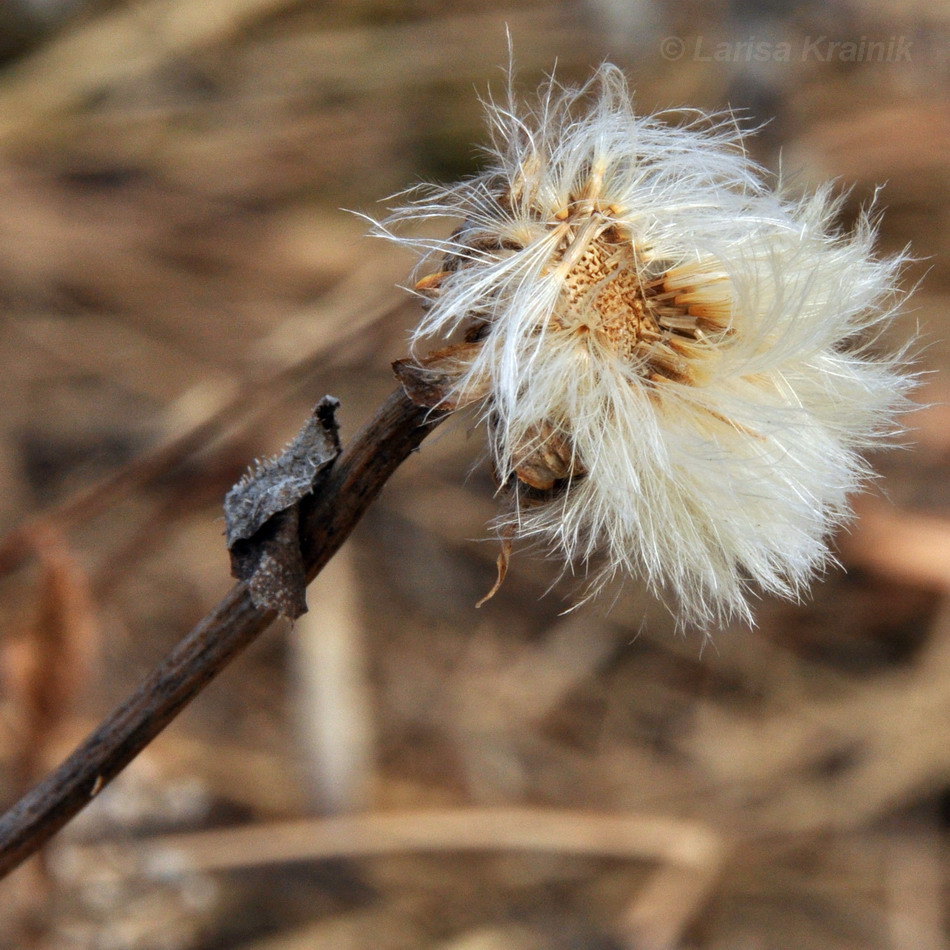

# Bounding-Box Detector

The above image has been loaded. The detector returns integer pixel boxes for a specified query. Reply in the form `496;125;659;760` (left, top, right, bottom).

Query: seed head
376;64;914;628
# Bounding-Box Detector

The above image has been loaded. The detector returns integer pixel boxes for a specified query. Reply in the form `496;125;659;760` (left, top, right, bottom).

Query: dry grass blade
79;807;724;875
292;546;377;813
3;526;98;793
884;823;947;950
618;860;725;950
841;500;950;591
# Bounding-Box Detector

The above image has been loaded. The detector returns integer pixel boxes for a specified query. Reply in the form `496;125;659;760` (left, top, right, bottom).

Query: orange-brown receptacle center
553;224;731;385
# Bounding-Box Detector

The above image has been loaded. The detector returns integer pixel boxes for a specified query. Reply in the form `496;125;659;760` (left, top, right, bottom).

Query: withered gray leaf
225;396;341;618
233;506;309;619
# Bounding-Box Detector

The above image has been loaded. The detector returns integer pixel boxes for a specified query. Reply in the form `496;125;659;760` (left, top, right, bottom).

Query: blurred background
0;0;947;948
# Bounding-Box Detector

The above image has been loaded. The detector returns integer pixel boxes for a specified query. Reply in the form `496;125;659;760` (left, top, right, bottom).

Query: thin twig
0;387;444;879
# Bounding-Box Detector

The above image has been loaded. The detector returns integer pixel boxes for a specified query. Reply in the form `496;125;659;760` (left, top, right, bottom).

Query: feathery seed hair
377;64;913;628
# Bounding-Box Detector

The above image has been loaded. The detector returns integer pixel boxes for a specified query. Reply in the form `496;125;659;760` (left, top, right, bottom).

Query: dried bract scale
378;64;914;628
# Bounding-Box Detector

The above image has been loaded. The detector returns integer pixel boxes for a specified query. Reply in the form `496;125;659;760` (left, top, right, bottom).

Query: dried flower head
376;64;912;628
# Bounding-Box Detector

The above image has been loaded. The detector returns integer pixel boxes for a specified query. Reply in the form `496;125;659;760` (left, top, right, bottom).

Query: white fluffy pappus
376;64;914;628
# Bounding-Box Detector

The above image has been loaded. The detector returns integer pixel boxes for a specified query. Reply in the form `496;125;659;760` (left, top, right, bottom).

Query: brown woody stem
0;387;444;879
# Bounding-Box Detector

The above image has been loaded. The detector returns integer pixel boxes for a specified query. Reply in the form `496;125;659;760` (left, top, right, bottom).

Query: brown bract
392;342;488;412
547;214;732;387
